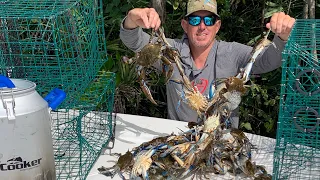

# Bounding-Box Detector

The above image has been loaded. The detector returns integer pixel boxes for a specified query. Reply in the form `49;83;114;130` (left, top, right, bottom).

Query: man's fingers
276;13;285;34
266;23;271;30
138;13;149;28
148;9;158;29
155;19;161;30
270;12;288;35
267;12;296;41
136;8;161;29
262;12;295;41
286;18;295;34
269;12;279;33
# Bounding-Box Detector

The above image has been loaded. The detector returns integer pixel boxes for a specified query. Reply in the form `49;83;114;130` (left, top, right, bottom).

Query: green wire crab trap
51;71;115;179
0;0;107;101
0;0;115;179
273;19;320;180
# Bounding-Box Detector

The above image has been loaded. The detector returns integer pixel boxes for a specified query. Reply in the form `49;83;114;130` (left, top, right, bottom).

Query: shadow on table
115;114;170;142
101;114;173;155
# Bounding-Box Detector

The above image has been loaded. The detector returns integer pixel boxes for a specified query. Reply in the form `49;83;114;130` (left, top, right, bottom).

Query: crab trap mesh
52;72;115;179
0;1;116;179
273;19;320;180
0;0;107;102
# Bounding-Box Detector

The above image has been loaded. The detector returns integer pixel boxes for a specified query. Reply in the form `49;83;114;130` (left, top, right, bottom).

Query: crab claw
160;142;191;158
122;55;134;64
180;164;195;178
208;79;216;100
98;166;126;179
138;67;157;105
183;152;196;169
238;62;253;83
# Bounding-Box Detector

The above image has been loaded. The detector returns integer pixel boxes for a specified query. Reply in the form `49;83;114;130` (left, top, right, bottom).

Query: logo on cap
204;0;216;9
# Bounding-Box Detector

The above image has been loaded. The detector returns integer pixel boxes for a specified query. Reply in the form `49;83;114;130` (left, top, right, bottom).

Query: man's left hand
266;12;296;41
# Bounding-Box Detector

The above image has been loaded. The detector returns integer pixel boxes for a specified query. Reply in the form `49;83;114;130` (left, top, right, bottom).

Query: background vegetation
101;0;320;138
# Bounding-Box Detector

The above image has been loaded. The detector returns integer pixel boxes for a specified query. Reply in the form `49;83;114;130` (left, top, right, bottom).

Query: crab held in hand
124;27;178;104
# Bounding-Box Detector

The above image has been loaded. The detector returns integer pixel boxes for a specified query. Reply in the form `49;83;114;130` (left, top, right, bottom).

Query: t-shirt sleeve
251;35;287;74
119;16;150;52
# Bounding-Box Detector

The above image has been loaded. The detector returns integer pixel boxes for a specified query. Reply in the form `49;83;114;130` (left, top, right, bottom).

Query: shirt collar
179;33;219;75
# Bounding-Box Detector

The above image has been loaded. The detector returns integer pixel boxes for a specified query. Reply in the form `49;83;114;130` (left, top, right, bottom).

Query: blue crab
97;150;134;179
130;144;167;180
126;27;177;104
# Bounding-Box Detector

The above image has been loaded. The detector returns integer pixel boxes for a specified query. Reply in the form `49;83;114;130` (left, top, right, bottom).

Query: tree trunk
308;0;315;19
303;0;309;19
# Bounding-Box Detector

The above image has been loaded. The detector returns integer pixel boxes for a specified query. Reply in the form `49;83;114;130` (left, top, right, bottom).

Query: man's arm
251;35;286;74
120;19;150;52
243;12;295;74
120;8;162;52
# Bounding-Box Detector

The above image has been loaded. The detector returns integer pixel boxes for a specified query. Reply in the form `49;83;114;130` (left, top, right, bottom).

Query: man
120;0;295;127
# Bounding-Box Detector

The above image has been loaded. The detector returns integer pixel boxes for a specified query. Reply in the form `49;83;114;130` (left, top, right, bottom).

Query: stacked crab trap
273;19;320;179
0;0;115;179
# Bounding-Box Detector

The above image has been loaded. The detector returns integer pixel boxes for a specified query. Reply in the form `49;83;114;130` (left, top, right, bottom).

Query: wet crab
206;29;272;126
97;150;134;179
125;27;178;104
206;76;247;119
171;66;209;116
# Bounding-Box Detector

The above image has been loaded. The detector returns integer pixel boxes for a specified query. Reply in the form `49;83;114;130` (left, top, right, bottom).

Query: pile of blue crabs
98;28;273;180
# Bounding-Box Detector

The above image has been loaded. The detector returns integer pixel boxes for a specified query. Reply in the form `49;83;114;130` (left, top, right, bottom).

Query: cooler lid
0;75;36;94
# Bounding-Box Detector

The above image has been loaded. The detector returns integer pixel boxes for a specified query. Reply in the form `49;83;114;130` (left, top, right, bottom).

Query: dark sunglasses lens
188;16;216;26
204;16;216;26
188;16;201;26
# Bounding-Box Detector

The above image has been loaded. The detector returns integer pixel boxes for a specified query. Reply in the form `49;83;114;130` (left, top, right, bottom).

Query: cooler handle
0;75;15;88
44;88;66;110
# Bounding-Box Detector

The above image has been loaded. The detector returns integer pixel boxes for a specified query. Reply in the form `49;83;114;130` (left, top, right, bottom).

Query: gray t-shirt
119;20;286;123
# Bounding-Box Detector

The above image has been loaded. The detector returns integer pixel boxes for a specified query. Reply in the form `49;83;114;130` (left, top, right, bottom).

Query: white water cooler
0;76;65;180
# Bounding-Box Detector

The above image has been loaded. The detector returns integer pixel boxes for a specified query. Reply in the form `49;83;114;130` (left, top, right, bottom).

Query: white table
87;113;276;180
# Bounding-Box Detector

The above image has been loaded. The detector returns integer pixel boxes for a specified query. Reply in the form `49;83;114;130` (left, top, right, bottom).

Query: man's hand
266;12;296;41
124;8;161;30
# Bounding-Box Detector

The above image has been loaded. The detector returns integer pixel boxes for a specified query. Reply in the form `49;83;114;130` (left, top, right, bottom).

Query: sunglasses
187;15;218;26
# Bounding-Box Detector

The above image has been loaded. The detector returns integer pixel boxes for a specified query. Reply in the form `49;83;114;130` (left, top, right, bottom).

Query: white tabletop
87;113;276;180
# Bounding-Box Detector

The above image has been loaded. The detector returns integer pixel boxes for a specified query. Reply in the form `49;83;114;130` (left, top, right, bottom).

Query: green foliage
239;68;282;138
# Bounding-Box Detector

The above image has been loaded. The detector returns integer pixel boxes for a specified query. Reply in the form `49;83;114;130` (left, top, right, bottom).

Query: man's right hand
123;8;161;30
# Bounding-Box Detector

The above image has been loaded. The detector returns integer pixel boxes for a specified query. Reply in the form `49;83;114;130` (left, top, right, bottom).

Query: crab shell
225;77;247;95
136;43;163;67
117;150;134;171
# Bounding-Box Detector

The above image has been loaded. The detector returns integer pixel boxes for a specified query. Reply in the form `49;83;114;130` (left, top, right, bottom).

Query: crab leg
157;27;194;92
160;56;174;83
